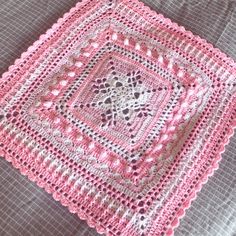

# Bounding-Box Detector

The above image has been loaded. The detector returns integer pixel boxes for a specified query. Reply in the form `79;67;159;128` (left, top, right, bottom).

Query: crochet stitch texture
0;0;235;235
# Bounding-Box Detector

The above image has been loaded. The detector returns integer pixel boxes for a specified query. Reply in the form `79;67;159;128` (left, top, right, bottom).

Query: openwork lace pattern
0;0;235;235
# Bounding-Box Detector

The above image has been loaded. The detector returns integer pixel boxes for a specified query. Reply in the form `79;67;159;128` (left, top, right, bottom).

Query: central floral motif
70;51;173;156
90;70;155;127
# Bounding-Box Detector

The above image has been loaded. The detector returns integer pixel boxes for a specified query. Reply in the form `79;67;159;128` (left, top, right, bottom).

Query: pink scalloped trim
0;0;236;235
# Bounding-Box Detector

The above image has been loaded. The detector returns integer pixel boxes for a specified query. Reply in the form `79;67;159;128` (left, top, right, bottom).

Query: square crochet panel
0;0;235;235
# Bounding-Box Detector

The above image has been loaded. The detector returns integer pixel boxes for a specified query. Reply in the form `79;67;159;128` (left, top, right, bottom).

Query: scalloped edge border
0;0;236;235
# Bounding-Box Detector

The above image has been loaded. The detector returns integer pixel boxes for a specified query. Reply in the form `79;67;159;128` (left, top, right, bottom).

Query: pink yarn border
0;0;236;235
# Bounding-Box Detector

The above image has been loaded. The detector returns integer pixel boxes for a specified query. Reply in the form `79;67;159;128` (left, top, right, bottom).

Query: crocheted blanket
0;0;235;235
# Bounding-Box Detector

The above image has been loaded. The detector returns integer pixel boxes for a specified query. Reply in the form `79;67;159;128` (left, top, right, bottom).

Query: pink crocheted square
0;0;235;235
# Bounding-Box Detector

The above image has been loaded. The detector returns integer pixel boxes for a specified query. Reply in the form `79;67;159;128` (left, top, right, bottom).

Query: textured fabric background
0;0;235;235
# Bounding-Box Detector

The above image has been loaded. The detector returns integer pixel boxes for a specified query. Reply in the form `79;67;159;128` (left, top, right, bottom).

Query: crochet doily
0;0;235;235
